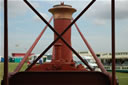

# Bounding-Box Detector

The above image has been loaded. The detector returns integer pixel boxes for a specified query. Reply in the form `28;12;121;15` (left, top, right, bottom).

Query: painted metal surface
12;53;34;57
54;43;62;61
27;3;89;71
8;72;111;85
2;0;117;85
49;3;76;19
53;19;72;62
24;0;95;71
4;0;8;85
50;5;75;62
111;0;116;85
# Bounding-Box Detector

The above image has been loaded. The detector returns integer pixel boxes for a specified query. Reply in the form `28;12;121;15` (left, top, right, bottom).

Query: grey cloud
115;1;128;19
0;0;28;17
0;0;40;18
33;12;49;21
86;0;128;20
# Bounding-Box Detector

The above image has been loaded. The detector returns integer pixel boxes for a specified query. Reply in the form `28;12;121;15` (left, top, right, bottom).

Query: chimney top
60;2;64;5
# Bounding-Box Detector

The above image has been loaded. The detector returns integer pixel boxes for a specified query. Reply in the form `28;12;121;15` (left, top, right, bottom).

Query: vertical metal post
111;0;116;85
4;0;8;85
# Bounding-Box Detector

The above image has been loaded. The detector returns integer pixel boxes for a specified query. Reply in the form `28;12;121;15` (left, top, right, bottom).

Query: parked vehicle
74;56;100;71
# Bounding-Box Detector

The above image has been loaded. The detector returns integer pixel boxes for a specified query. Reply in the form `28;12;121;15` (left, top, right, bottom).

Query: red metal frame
24;0;95;71
12;53;34;57
9;72;111;85
3;0;116;85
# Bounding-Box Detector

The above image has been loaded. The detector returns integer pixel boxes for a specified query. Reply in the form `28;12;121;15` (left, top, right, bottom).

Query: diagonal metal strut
73;19;106;73
24;0;96;71
14;16;53;72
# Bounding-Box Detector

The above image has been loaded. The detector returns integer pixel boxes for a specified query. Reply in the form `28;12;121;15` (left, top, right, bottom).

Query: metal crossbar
24;0;96;71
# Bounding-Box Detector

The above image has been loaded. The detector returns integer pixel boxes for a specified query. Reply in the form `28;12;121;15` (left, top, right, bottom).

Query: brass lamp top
49;2;76;19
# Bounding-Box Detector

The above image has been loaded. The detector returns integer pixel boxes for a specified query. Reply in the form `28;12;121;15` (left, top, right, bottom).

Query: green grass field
0;63;28;84
0;63;128;85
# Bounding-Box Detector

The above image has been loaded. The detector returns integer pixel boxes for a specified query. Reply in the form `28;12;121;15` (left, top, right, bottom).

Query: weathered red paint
52;19;72;63
28;3;88;71
29;63;87;71
12;53;34;57
54;43;62;61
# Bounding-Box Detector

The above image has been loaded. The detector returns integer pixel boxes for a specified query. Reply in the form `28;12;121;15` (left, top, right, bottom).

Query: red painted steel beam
12;53;34;57
111;0;116;85
24;0;96;71
74;21;107;73
4;0;8;85
14;16;53;72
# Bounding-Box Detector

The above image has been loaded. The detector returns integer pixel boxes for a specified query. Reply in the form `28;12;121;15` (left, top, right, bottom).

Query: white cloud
86;0;128;20
47;0;127;23
0;0;40;18
116;26;128;52
115;1;128;19
93;19;106;25
117;26;128;38
74;0;128;26
33;12;49;21
1;0;128;19
0;0;3;9
9;1;27;17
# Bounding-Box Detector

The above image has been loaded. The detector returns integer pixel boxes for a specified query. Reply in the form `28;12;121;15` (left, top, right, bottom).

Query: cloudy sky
0;0;128;56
